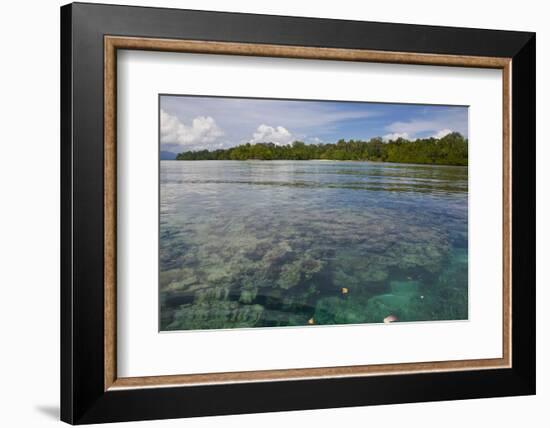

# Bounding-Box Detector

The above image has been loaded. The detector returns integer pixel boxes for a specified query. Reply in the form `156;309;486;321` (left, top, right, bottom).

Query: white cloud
250;124;293;145
431;129;453;139
160;109;223;149
386;120;437;136
307;136;326;144
161;96;382;146
384;109;468;140
382;132;409;141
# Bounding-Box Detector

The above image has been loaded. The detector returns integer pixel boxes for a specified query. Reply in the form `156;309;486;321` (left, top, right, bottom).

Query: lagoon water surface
160;160;468;331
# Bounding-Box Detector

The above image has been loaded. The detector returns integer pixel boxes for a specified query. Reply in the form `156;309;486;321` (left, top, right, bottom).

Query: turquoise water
160;160;468;331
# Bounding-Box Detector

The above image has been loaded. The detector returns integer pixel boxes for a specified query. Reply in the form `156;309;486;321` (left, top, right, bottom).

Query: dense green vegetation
176;132;468;166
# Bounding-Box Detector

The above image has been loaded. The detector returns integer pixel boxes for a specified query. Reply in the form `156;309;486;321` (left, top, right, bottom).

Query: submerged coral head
383;314;399;324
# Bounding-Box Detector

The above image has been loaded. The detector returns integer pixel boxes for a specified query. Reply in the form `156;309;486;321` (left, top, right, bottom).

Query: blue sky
160;95;468;153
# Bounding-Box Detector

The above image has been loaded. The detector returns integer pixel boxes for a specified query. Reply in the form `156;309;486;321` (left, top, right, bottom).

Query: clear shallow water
160;160;468;331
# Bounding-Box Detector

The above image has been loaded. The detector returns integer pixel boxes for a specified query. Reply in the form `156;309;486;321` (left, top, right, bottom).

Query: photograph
53;1;536;424
159;95;469;331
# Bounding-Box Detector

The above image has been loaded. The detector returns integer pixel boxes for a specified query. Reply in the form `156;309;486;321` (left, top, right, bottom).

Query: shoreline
162;159;468;167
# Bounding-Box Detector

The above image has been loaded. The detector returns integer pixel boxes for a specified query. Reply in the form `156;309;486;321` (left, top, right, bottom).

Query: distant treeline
176;132;468;166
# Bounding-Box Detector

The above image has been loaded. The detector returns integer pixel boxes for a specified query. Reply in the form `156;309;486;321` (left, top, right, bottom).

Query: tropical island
175;132;468;166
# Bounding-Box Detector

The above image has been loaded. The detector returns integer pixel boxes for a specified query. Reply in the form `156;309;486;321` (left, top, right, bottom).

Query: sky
160;95;468;153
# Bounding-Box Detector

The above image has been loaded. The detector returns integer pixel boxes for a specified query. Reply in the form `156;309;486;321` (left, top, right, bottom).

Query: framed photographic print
60;2;536;424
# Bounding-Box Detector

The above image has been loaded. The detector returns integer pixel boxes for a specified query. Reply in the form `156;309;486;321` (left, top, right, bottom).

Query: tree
175;134;468;166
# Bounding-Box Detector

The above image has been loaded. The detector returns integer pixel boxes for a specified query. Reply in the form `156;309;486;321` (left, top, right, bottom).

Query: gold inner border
104;36;512;391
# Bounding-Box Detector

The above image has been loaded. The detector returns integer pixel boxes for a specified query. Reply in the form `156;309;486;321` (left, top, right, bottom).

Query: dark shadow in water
35;405;59;420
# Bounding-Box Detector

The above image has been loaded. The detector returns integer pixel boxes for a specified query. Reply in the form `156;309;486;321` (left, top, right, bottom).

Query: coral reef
159;161;468;331
166;301;264;330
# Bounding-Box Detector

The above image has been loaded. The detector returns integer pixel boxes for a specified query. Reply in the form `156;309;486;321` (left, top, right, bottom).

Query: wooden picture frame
61;2;535;424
